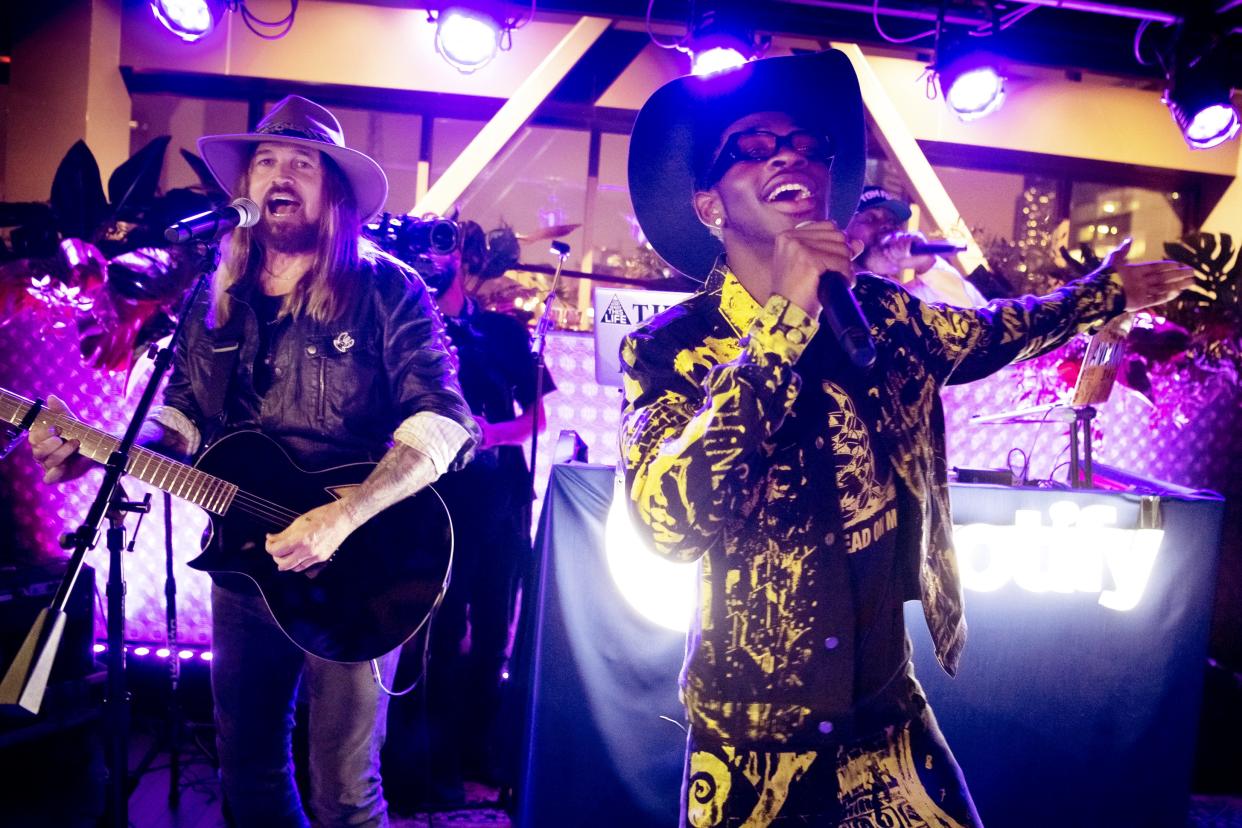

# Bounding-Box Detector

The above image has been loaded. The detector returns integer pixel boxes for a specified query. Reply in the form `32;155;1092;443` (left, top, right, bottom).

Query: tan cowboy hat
197;95;389;223
628;50;865;280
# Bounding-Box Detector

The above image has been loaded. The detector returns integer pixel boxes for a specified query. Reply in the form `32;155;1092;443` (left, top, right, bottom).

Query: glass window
449;125;588;269
934;165;1027;244
444;125;591;328
1068;182;1184;262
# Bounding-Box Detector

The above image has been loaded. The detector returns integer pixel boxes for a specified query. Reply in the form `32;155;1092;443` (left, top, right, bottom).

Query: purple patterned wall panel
2;325;1234;646
0;313;214;645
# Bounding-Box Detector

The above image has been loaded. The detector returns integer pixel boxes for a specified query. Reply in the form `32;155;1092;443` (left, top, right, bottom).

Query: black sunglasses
701;129;834;187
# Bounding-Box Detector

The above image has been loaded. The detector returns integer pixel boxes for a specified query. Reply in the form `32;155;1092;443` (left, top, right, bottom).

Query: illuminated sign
605;495;1164;633
953;501;1164;611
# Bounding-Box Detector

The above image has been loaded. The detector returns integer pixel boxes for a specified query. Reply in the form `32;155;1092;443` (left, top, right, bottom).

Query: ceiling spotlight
682;7;766;78
1164;55;1239;150
434;3;531;75
691;44;750;77
435;8;501;74
149;0;224;43
935;49;1006;122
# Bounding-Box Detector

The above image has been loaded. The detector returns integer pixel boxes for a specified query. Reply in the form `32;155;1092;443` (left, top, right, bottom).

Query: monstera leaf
180;148;228;198
1164;232;1241;321
108;136;172;223
49;141;109;243
1;137;225;372
1059;243;1105;277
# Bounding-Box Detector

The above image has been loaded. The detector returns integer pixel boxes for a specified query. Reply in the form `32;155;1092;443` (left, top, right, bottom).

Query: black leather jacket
163;252;477;470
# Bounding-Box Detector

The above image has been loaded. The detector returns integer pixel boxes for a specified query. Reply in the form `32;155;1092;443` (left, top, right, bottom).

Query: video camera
364;213;460;262
364;214;461;292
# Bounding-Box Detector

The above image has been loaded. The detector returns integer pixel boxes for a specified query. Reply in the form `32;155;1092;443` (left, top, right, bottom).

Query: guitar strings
9;399;341;535
228;491;302;528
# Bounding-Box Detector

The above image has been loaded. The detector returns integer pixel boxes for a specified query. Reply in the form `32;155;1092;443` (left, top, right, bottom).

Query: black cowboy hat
628;50;865;280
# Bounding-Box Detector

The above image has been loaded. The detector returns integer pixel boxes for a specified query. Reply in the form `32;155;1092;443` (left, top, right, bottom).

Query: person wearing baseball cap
33;94;478;826
617;51;1195;826
846;185;987;307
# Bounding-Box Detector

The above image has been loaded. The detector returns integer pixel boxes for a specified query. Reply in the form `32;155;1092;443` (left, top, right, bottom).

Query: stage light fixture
150;0;224;43
690;43;749;77
935;50;1006;122
1164;56;1239;150
680;6;765;78
435;6;503;73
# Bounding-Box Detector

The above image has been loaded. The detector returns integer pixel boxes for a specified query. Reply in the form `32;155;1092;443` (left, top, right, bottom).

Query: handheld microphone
908;239;967;255
819;271;877;371
164;197;260;243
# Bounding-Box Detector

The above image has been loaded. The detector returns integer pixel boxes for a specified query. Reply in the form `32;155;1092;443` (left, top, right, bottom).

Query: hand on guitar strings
267;498;359;576
30;394;93;484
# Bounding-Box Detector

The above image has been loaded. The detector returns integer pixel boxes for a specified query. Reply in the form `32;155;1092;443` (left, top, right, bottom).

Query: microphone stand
527;241;570;497
508;241;568;806
128;490;209;807
0;245;217;828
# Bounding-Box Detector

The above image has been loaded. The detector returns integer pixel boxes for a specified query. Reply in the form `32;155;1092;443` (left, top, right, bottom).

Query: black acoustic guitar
0;388;452;664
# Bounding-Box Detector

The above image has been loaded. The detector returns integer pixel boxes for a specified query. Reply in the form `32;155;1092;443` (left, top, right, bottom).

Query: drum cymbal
517;223;580;243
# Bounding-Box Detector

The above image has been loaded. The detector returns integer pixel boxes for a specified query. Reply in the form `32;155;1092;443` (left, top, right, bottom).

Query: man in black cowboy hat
31;95;478;827
621;50;1193;826
846;185;987;307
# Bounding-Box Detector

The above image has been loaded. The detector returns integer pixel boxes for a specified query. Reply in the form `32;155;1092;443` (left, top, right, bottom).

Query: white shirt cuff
148;406;201;456
392;411;472;476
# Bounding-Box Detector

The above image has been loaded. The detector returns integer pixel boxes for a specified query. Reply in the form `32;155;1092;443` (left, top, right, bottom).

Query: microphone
908;239;967;255
819;271;877;371
164;198;260;243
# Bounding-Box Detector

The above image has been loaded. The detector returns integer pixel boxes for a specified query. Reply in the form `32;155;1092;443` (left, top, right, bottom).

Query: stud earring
713;217;724;227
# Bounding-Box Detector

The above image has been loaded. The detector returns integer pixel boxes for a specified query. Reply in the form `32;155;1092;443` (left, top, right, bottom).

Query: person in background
846;185;988;308
387;221;553;811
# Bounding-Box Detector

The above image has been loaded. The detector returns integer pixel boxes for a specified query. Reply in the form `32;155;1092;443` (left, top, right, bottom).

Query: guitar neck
0;389;237;515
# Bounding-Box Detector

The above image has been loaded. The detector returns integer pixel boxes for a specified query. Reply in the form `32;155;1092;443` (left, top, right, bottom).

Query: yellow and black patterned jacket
619;264;1125;743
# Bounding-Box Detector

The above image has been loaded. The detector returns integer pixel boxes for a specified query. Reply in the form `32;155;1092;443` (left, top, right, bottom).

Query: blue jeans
211;584;400;827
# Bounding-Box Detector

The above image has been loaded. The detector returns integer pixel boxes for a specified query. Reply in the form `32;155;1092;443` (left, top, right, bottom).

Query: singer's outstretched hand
1105;239;1198;312
772;220;862;316
862;232;935;277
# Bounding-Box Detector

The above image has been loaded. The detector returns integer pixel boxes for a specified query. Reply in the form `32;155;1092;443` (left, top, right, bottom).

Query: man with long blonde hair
31;95;478;827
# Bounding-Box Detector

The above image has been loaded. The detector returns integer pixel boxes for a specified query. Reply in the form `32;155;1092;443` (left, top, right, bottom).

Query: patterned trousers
680;691;982;827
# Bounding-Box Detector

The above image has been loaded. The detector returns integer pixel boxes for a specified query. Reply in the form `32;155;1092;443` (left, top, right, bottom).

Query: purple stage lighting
1164;49;1240;150
435;7;502;74
1185;104;1241;149
682;7;760;79
1167;96;1240;150
149;0;219;42
942;65;1005;122
691;45;750;77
